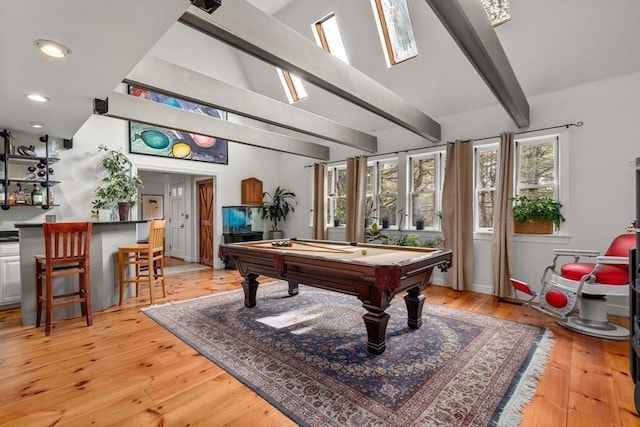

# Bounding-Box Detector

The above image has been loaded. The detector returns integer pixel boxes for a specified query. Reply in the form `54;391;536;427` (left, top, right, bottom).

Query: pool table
219;238;452;354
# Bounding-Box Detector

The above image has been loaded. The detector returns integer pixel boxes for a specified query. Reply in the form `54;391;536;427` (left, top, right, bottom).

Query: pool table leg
241;273;259;308
404;286;426;329
287;281;299;296
363;311;390;355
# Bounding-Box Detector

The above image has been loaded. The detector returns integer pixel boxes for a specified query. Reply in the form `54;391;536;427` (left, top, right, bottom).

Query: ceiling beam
124;57;377;152
93;92;330;161
178;2;441;142
425;0;530;127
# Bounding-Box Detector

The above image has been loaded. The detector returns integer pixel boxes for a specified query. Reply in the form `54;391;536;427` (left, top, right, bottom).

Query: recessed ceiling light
34;39;72;58
29;122;44;128
26;93;50;103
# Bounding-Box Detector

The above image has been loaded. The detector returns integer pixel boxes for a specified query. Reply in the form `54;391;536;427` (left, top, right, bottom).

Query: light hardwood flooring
0;268;638;426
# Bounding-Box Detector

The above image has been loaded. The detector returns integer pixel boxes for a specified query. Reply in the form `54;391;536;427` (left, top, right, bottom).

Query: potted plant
415;215;425;230
511;195;565;234
381;215;391;229
91;144;143;221
365;223;389;244
260;186;297;239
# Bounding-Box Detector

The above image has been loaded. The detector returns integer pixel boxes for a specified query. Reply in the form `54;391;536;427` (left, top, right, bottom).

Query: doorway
198;178;214;266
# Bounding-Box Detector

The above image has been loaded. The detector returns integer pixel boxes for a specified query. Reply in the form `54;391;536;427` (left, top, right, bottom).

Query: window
313;12;349;64
371;0;418;66
328;166;347;225
377;159;399;226
475;144;498;231
365;163;375;221
472;134;561;232
515;136;558;199
409;152;445;229
277;68;307;103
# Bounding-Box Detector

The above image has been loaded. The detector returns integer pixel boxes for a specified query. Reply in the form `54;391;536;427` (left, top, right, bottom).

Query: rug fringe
495;328;555;427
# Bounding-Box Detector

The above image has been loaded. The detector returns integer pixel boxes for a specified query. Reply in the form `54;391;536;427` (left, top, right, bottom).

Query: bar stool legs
118;219;166;305
34;221;93;336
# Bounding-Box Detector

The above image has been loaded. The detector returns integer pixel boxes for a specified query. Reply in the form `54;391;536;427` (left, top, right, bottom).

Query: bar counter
16;221;147;326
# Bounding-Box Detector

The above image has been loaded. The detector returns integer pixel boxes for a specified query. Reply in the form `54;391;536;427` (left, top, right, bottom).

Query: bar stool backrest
148;219;166;252
43;222;92;268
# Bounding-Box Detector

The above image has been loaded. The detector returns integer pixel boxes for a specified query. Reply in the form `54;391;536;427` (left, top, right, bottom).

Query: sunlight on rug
143;282;553;426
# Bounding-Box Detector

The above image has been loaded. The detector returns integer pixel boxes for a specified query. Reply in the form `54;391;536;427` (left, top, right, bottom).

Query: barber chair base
556;316;629;340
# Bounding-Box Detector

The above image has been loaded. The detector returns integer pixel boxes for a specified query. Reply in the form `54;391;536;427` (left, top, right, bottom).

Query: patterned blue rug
143;282;553;426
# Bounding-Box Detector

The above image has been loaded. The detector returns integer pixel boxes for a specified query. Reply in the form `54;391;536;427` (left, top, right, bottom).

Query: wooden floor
0;267;637;426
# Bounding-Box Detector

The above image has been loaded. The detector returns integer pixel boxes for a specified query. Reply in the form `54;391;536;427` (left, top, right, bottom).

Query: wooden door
198;179;214;266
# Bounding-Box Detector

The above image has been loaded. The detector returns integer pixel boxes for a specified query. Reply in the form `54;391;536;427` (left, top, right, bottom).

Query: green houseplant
91;144;143;221
260;186;297;238
511;195;565;234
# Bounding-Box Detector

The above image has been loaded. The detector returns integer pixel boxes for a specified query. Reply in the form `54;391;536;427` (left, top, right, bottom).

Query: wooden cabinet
241;177;263;205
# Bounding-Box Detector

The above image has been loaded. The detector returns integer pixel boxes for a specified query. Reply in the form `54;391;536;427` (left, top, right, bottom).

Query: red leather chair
511;233;634;340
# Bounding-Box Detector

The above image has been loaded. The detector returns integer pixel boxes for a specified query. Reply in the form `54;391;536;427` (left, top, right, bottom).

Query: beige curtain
442;141;474;291
312;163;327;240
345;156;367;243
492;132;515;297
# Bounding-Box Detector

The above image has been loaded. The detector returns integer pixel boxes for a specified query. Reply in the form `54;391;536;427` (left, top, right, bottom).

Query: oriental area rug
143;282;553;426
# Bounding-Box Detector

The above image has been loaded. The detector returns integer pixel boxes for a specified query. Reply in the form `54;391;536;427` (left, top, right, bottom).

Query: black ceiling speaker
191;0;221;14
93;98;108;115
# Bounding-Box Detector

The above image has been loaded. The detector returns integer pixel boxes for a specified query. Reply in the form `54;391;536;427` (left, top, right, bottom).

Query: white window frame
474;143;499;232
472;131;568;235
377;158;399;227
514;135;559;199
327;165;347;226
408;151;445;230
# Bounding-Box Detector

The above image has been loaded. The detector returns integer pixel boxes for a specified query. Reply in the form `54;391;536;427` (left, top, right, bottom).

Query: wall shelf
1;129;58;210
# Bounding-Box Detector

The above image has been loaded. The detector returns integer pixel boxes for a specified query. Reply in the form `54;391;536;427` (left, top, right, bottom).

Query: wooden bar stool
118;219;166;305
35;222;93;336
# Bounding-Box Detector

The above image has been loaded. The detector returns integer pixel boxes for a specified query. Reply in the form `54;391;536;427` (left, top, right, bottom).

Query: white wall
343;72;639;314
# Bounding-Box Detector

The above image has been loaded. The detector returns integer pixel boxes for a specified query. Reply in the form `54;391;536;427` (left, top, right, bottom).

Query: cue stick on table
292;240;354;254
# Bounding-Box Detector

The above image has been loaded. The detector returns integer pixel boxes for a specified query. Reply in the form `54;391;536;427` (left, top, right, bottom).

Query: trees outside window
377;159;398;226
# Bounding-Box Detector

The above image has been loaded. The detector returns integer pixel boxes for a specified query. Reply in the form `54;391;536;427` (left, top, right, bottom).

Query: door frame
137;168;218;265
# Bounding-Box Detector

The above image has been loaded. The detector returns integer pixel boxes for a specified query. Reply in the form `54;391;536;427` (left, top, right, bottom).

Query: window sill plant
511;195;565;234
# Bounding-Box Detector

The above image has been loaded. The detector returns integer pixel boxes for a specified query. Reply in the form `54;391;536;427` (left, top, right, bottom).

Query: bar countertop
15;220;148;228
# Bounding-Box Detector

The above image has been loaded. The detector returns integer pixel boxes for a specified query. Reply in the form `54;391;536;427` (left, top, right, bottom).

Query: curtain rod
304;121;583;168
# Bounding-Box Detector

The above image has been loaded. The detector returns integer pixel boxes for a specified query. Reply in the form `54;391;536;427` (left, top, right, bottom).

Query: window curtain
492;132;515;297
345;156;367;243
312;163;327;240
442;141;473;291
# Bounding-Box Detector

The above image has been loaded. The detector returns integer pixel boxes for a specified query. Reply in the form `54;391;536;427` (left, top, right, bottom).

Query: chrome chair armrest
553;249;600;257
595;255;629;265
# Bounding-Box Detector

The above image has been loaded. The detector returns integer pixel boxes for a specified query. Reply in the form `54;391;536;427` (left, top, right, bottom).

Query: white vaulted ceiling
1;0;639;145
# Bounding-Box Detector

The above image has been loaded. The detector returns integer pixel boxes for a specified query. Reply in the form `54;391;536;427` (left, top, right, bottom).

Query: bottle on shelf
32;184;43;206
15;184;28;205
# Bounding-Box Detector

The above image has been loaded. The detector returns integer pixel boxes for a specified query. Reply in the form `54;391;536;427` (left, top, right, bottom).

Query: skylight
481;0;511;27
277;68;307;103
313;12;349;64
371;0;418;66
